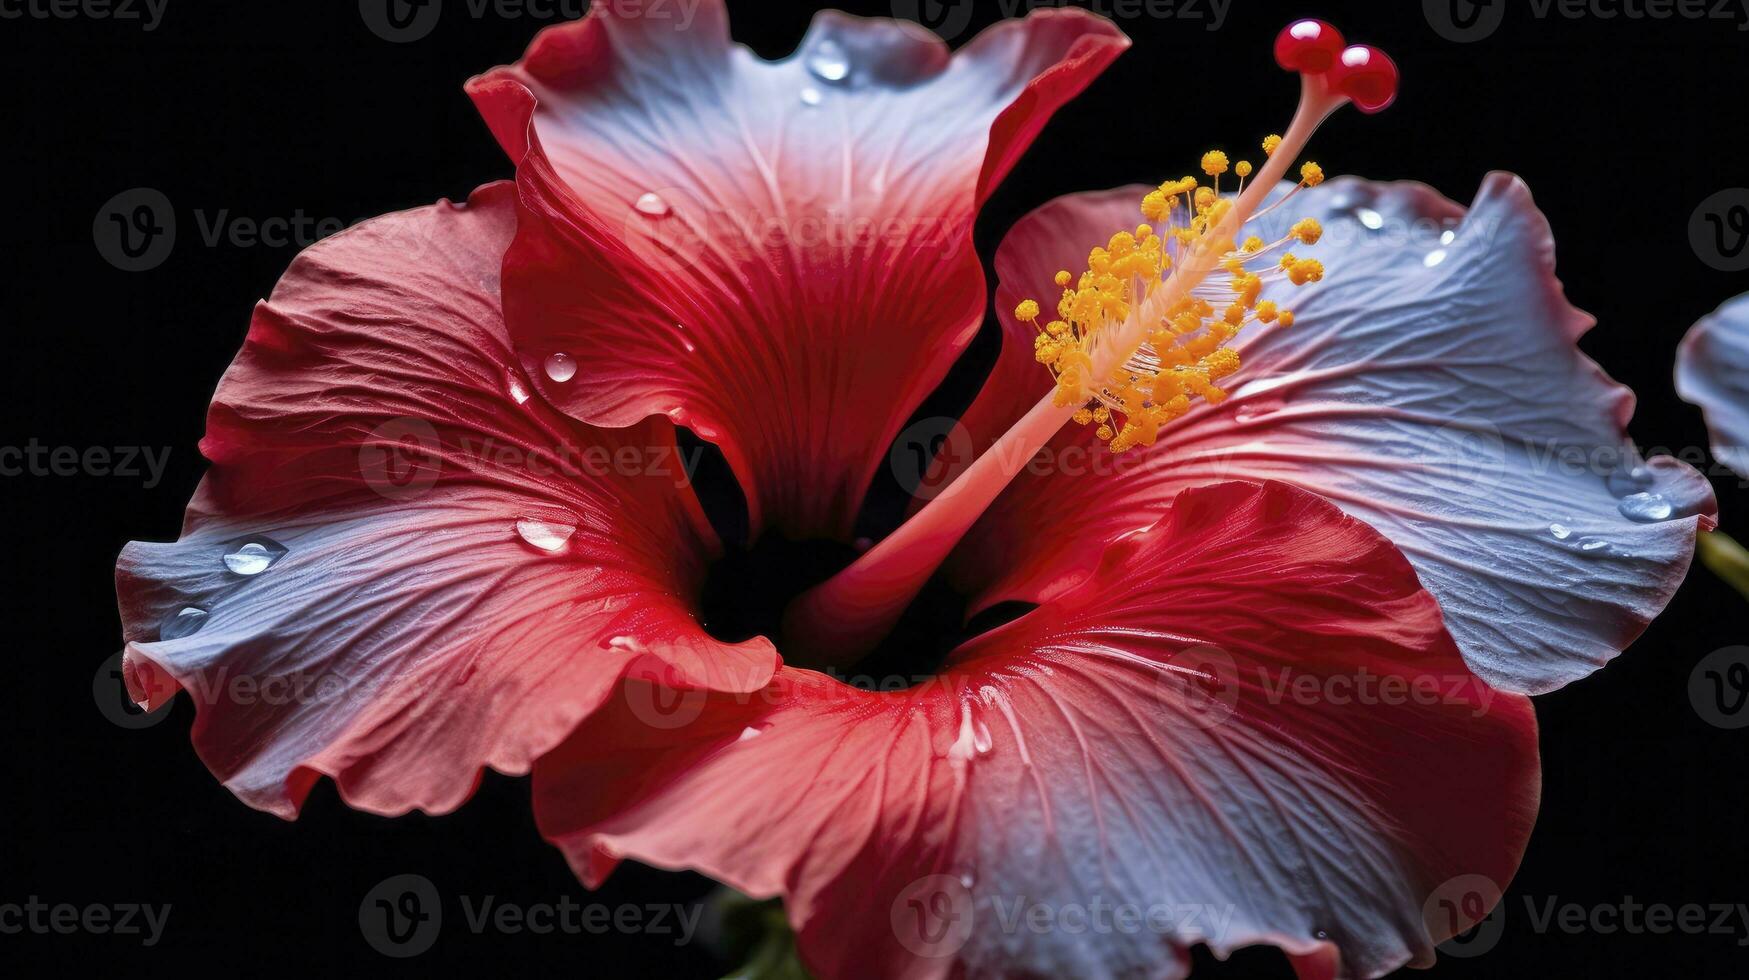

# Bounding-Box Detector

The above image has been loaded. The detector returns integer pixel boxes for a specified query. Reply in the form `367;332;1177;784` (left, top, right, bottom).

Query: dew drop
544;352;577;383
507;371;532;405
806;39;851;83
223;538;287;576
1440;229;1457;245
1356;208;1385;230
675;322;696;353
1578;536;1611;553
1548;523;1572;540
958;868;977;889
738;725;765;742
515;517;577;554
799;86;823;107
634;192;671;217
159;606;208;641
1423;248;1448;268
1618;491;1674;523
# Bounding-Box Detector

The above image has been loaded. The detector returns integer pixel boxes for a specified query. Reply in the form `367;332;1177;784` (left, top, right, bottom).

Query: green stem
1700;530;1749;601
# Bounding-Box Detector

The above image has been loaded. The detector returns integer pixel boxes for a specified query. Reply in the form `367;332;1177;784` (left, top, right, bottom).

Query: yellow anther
1291;218;1323;244
1204;348;1241;381
1285;258;1324;285
1262;134;1283;156
1028;142;1337;455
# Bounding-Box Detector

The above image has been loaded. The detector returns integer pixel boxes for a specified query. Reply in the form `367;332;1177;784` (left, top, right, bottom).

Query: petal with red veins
465;2;1128;538
114;184;775;819
1677;293;1749;478
951;174;1717;696
535;482;1539;980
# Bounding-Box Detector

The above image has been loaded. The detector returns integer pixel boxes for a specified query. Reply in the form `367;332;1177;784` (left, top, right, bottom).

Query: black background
4;0;1747;976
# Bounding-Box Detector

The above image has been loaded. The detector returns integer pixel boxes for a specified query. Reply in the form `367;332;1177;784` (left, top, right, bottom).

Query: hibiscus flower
114;5;1714;978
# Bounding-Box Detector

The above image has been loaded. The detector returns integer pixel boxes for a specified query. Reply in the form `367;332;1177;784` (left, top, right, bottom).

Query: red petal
466;3;1128;538
534;482;1538;978
114;184;775;819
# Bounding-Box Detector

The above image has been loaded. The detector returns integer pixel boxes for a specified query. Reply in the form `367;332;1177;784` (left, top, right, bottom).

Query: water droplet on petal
1618;491;1673;523
515;517;577;553
738;725;764;742
806;39;850;83
1549;523;1572;540
223;538;287;576
1578;536;1611;553
1440;229;1457;245
159;606;208;641
544;352;577;383
799;86;823;107
507;371;532;405
634;192;671;217
958;868;977;889
1356;208;1385;230
1423;248;1448;268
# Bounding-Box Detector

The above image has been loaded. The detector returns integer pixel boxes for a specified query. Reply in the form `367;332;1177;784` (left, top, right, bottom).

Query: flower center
1020;144;1330;454
780;20;1399;666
